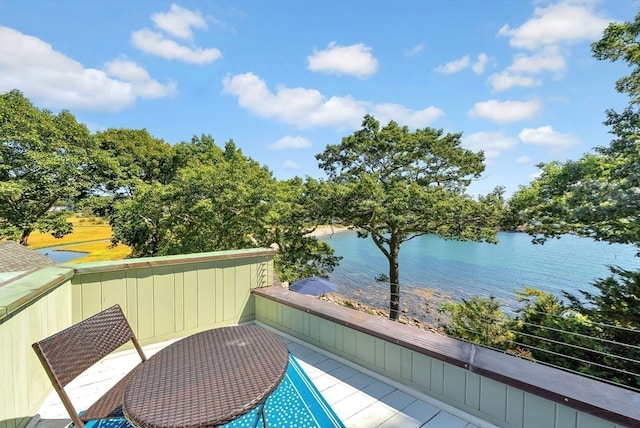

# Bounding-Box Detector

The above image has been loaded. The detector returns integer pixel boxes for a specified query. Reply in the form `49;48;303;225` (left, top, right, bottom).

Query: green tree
439;296;514;349
592;10;640;104
563;268;640;388
317;115;505;320
94;128;176;196
111;137;272;256
0;90;97;245
255;177;342;283
111;136;341;280
503;11;640;388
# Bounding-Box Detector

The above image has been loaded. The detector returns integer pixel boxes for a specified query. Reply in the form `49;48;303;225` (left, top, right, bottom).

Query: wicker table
122;325;289;428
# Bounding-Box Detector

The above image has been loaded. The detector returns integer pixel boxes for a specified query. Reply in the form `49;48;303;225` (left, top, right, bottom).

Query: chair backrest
32;304;146;426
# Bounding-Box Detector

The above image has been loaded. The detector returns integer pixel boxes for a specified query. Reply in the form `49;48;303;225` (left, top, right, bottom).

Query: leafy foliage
317;114;505;320
254;177;342;283
439;297;514;349
0;90;98;245
109;135;339;280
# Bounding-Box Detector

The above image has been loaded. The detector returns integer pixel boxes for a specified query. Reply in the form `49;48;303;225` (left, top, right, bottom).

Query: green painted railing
253;286;639;428
0;248;276;428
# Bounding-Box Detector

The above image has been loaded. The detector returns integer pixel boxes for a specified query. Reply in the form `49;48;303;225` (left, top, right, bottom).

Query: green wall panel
465;371;481;410
355;331;376;365
443;364;467;403
183;268;199;330
506;387;525;427
480;378;507;421
411;352;431;392
383;342;402;377
523;394;556;428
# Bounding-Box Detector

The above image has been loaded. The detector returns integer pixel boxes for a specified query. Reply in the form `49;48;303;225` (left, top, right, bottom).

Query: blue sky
1;0;636;196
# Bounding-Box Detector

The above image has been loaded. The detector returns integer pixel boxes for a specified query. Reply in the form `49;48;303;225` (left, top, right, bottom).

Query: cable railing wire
514;320;640;352
324;272;639;391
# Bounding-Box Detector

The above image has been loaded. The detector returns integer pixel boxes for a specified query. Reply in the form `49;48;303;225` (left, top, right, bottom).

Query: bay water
320;231;638;313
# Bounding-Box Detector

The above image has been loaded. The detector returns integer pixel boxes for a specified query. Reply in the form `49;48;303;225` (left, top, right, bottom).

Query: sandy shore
306;225;351;238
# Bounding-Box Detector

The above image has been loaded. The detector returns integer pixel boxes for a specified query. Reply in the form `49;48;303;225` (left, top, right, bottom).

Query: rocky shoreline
319;289;450;333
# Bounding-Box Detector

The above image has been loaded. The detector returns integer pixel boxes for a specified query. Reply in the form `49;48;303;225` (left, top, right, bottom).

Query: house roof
0;240;55;286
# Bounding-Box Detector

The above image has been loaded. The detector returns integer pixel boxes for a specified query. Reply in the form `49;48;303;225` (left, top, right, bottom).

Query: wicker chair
32;305;147;428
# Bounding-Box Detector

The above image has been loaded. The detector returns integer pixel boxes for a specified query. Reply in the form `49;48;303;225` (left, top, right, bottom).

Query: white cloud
436;56;470;74
468;99;541;123
462;131;517;158
0;26;175;112
270;136;312;150
222;72;366;128
405;43;426;56
131;29;221;64
373;103;444;129
151;4;207;40
437;53;489;75
498;1;613;50
105;59;177;98
516;155;532;164
488;71;541;92
222;72;443;130
307;42;378;78
472;53;489;74
283;160;302;169
508;47;567;74
519;125;579;148
489;47;566;92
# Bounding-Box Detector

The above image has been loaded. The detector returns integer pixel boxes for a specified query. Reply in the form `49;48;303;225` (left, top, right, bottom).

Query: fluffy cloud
270;136;312;150
472;54;490;74
307;42;378;78
488;72;541;92
508;47;567;74
490;1;612;92
519;125;578;148
0;26;175;112
489;47;567;91
516;155;532;164
151;4;207;40
498;1;613;50
372;103;444;129
436;54;489;75
468;99;541;123
132;29;221;64
222;72;443;129
132;4;222;64
462;131;517;159
436;56;470;74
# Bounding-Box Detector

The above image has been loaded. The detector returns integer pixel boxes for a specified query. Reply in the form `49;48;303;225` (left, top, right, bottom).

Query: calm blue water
36;248;86;263
321;231;639;308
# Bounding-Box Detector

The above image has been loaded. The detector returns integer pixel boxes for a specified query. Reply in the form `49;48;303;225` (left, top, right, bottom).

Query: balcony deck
34;325;486;428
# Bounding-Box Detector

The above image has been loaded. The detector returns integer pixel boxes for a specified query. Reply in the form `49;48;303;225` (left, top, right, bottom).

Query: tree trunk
20;229;31;246
388;234;400;321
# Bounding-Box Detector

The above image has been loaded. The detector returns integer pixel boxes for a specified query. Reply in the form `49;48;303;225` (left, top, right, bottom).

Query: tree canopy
109;134;340;281
0;90;98;245
317;114;505;320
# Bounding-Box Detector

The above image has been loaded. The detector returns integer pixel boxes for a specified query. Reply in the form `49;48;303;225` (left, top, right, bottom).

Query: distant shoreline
306;225;351;238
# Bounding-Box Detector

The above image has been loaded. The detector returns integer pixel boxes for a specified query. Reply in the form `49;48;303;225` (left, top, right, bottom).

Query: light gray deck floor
35;326;492;428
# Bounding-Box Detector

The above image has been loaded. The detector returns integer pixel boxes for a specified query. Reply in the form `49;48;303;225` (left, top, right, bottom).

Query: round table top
123;325;289;428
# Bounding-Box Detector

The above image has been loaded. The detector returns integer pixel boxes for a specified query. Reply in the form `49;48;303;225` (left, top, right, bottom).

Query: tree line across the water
1;12;638;389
